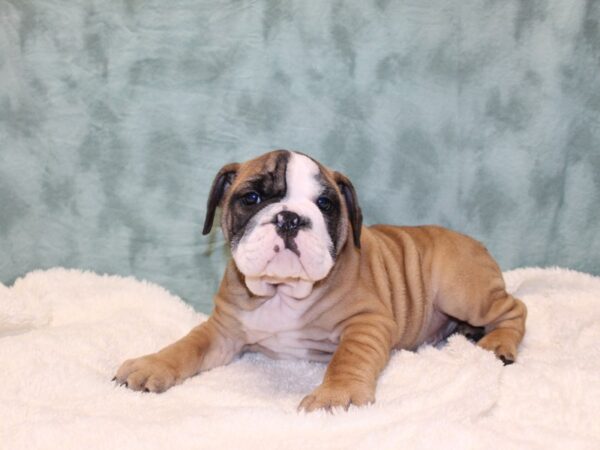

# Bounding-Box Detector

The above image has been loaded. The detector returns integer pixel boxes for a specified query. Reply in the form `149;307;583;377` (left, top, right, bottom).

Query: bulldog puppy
114;150;527;412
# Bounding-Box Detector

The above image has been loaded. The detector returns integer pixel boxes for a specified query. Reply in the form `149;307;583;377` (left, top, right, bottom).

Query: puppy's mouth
275;238;300;257
244;275;314;299
262;274;304;284
238;241;319;298
262;242;310;277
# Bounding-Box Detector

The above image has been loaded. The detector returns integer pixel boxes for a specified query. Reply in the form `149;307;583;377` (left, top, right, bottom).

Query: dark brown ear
202;162;240;235
334;171;363;248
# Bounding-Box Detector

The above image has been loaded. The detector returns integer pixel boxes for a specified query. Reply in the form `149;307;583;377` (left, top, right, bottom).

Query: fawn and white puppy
115;150;527;412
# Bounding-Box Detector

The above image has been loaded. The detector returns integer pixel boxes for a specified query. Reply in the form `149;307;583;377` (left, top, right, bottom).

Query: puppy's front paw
298;382;375;413
113;354;178;393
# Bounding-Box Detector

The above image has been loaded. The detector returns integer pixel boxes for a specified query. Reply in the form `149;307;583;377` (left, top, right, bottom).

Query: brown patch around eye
227;151;291;246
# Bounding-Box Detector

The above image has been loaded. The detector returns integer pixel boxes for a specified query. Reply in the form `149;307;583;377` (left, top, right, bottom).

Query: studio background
1;0;599;312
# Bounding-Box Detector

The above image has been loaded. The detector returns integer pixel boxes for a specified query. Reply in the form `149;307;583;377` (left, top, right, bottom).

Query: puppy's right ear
202;162;240;235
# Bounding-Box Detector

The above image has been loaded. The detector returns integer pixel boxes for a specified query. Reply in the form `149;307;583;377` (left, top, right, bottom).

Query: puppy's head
202;150;362;298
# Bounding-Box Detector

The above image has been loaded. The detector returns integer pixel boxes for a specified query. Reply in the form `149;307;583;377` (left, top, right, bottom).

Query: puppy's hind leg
475;292;527;365
434;250;527;364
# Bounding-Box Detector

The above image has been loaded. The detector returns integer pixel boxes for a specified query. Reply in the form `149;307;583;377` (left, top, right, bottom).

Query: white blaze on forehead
285;153;321;201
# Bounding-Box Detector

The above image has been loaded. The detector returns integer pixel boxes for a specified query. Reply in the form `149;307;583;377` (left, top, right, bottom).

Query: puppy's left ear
202;162;240;235
334;172;363;248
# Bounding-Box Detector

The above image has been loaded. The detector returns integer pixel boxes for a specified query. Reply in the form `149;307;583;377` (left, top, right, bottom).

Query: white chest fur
238;290;338;361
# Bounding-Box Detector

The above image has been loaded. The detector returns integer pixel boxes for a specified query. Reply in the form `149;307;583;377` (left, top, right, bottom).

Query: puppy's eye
241;191;261;206
316;196;332;212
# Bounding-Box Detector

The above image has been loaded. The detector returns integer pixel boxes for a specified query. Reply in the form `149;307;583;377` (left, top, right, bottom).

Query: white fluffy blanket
1;268;599;449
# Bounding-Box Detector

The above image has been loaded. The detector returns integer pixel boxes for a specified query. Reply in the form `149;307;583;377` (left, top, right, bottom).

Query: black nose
274;211;304;237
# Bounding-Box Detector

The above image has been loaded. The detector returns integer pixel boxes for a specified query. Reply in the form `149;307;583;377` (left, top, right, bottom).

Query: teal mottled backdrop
1;0;599;312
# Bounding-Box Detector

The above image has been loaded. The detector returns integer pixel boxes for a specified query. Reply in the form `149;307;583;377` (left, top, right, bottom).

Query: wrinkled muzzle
232;203;335;298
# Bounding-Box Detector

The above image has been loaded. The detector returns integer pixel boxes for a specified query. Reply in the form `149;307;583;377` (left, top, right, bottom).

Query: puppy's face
203;150;362;298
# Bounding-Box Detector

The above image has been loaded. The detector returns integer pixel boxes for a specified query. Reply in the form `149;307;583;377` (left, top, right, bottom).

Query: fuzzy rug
1;267;599;449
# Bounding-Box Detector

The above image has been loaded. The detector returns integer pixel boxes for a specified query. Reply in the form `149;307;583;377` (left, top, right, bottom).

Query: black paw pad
499;355;514;366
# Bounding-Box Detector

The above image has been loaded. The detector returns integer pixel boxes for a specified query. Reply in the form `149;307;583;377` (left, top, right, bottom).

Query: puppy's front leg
114;317;241;393
299;315;393;412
